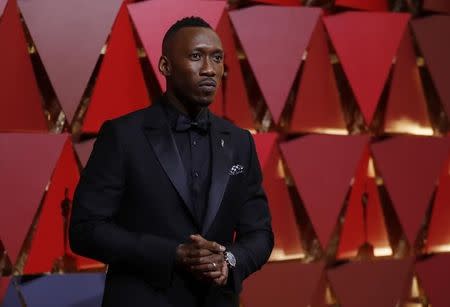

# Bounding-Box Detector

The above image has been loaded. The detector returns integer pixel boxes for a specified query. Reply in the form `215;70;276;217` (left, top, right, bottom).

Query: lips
198;79;217;89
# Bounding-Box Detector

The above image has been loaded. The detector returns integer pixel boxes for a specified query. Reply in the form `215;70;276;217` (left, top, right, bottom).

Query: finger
189;234;206;245
214;275;227;286
183;255;219;266
203;240;225;253
221;262;228;275
190;263;219;272
185;248;213;258
202;271;223;279
216;263;228;286
182;257;204;265
209;253;225;264
190;235;225;253
210;241;226;253
189;254;225;266
189;235;207;247
189;234;201;241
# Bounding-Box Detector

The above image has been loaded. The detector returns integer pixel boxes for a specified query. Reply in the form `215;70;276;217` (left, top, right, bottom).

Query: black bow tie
175;115;210;134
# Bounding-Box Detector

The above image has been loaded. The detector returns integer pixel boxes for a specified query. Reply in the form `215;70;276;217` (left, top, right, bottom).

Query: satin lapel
143;123;196;222
202;127;233;235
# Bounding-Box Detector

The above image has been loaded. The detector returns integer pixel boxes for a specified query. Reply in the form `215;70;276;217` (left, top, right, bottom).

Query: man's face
164;27;224;108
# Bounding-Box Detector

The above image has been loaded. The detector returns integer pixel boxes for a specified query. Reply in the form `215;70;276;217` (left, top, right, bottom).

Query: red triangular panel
338;149;390;258
266;177;303;258
365;178;390;253
0;0;47;131
384;29;431;133
254;133;303;258
242;261;324;307
24;139;76;274
337;149;368;258
280;134;369;248
230;6;321;123
412;16;450;119
208;80;224;118
18;0;123;123
0;133;66;265
371;136;450;244
216;13;253;128
291;21;346;133
0;0;7;18
416;254;450;307
423;0;450;14
24;138;100;273
426;155;450;252
74;138;96;168
128;0;226;91
0;277;11;305
253;133;278;171
70;251;103;271
328;259;413;307
207;53;224;118
82;4;151;134
251;0;301;5
324;12;410;124
335;0;389;11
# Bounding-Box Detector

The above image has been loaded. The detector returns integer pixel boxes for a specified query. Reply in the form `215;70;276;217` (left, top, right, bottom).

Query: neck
165;91;203;119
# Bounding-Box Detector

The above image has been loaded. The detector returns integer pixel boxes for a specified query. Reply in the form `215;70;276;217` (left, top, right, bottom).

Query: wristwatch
224;251;236;268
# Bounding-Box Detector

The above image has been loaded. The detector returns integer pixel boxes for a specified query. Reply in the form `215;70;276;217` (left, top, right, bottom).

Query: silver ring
212;262;217;269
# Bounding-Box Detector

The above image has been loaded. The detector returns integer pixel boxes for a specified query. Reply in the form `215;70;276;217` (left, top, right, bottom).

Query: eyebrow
191;46;224;53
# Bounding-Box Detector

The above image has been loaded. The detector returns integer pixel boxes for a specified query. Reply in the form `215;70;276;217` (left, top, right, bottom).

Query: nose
199;58;216;77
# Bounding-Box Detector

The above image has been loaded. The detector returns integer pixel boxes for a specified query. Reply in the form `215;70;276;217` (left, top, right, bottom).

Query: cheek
179;64;200;85
214;62;224;75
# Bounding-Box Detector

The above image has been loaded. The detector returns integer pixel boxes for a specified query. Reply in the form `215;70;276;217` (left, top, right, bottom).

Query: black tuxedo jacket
69;98;274;307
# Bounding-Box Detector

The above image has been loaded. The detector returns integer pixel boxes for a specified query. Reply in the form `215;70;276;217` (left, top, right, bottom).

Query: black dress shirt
162;100;212;227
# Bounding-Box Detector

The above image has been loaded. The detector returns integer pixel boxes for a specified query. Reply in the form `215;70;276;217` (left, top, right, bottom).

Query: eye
213;54;223;63
190;52;201;61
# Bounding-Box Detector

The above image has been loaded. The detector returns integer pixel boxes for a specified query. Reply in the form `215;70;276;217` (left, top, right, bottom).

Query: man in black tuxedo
69;17;273;307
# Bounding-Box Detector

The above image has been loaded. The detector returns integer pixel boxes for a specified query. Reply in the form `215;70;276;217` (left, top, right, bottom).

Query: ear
158;56;171;77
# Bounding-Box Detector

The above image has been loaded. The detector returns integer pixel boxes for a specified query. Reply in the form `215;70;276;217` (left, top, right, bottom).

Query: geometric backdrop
1;0;449;306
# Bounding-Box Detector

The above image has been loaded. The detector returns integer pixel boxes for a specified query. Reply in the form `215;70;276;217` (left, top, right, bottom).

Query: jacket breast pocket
225;165;246;201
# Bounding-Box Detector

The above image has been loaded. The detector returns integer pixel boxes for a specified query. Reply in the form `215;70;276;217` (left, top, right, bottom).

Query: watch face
226;251;236;267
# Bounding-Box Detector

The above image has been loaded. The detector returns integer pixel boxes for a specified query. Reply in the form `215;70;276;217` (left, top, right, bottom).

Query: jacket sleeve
69;120;179;289
226;130;274;293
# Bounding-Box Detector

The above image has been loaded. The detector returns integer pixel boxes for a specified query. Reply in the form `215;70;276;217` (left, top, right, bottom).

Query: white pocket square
229;164;244;176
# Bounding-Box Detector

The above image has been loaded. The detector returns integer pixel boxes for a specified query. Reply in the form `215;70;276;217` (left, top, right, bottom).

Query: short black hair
162;16;212;54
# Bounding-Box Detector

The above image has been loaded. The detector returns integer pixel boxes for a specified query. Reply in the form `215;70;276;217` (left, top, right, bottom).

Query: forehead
170;27;223;51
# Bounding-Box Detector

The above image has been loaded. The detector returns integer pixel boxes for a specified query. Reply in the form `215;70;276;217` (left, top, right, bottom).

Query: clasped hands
175;234;228;286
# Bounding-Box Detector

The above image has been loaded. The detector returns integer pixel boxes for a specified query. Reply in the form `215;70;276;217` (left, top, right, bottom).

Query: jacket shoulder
102;103;163;132
109;107;148;126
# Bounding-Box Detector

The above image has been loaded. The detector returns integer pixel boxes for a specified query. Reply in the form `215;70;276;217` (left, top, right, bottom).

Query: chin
199;100;213;107
196;96;215;107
